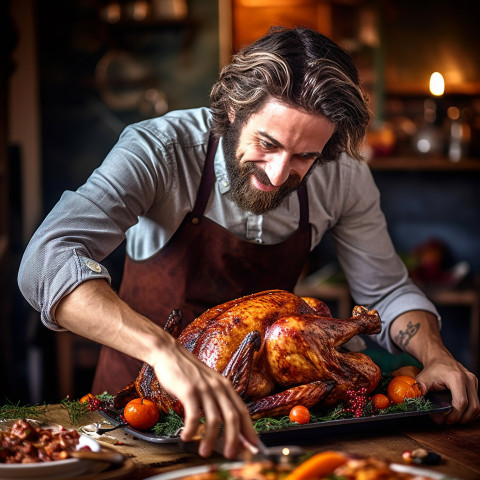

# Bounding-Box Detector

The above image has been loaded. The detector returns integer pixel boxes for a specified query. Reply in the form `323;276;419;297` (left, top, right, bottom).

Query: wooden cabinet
231;0;333;51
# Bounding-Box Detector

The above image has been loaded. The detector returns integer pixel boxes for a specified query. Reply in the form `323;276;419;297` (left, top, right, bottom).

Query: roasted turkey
115;289;382;419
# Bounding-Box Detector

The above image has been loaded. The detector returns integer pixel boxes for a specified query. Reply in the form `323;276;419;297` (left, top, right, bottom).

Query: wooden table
40;404;480;480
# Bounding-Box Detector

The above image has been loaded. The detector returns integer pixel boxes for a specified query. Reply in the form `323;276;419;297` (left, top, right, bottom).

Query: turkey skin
115;289;382;419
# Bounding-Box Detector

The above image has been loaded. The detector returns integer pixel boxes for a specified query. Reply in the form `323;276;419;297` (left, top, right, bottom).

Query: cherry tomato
289;405;310;424
124;398;160;430
372;393;390;410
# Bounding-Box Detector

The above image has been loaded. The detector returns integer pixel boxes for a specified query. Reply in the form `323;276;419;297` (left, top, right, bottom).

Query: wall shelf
368;156;480;172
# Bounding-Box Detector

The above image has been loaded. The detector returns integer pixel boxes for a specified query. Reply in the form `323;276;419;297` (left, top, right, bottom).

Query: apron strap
298;183;309;233
191;133;218;221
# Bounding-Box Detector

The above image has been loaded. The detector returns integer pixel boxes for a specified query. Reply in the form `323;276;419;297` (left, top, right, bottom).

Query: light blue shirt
18;107;439;353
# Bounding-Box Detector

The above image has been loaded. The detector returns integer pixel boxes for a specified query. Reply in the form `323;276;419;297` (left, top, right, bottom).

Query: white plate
144;462;244;480
0;430;108;480
390;463;460;479
143;461;460;480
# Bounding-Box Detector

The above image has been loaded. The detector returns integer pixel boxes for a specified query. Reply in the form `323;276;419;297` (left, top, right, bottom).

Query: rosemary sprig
0;400;48;421
253;415;292;432
379;396;435;414
152;410;185;437
60;397;91;424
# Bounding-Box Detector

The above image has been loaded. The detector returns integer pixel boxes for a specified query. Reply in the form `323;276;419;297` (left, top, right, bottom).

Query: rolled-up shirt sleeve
328;158;440;353
18;124;169;330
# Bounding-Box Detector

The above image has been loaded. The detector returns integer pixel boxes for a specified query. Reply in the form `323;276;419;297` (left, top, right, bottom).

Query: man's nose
264;152;292;187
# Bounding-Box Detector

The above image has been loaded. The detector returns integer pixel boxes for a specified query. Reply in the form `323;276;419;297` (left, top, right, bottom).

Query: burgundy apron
92;135;312;394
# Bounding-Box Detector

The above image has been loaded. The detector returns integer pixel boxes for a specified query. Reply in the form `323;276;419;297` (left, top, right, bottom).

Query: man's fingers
177;382;203;442
197;388;222;458
227;385;258;446
153;348;258;459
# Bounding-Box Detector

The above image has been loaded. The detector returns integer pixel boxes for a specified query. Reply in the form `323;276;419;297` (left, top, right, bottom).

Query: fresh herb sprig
60;392;116;424
152;410;185;437
144;393;435;436
378;396;435;414
60;397;91;424
0;400;48;421
253;416;293;432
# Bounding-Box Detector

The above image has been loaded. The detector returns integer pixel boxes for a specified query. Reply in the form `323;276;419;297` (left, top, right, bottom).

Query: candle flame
429;72;445;96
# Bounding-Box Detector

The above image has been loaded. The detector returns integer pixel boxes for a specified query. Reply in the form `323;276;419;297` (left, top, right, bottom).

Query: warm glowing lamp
414;72;446;155
429;72;445;96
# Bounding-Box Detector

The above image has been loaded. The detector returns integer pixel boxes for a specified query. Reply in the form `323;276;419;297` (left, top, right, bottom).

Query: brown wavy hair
210;26;370;161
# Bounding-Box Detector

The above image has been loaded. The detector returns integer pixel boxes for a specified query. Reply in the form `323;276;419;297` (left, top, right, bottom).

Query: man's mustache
244;162;301;189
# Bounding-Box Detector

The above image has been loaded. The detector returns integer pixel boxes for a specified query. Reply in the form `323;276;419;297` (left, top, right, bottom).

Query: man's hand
151;337;258;459
416;355;479;424
390;310;480;424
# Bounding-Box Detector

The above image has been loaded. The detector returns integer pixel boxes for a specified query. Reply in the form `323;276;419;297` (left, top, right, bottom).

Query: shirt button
222;180;229;187
85;259;102;273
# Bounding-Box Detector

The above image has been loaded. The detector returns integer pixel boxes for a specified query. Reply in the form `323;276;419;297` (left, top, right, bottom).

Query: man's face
223;98;336;215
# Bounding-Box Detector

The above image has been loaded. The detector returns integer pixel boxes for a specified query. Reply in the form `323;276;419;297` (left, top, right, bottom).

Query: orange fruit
387;376;422;404
390;375;418;387
372;393;390;410
79;393;94;404
124;398;159;430
392;366;421;378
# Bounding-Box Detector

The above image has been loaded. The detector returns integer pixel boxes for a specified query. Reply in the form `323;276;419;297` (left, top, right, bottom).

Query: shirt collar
214;136;231;194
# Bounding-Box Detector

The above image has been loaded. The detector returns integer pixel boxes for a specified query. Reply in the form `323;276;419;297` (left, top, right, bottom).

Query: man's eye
298;153;319;161
260;140;275;150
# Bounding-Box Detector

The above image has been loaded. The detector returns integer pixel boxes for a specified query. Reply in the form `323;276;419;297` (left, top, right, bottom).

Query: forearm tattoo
394;321;420;349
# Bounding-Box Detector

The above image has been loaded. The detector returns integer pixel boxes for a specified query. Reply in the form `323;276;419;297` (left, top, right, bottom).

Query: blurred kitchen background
1;0;479;403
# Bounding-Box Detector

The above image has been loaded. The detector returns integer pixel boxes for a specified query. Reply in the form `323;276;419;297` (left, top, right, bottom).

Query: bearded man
19;26;479;459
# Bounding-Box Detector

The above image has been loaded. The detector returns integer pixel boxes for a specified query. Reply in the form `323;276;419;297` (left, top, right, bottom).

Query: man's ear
228;107;235;123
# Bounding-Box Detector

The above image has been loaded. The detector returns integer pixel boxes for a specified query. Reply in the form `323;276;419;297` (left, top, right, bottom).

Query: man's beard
223;120;315;215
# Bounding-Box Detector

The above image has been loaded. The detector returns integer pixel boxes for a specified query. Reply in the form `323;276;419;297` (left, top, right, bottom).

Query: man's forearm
389;310;454;366
54;278;174;367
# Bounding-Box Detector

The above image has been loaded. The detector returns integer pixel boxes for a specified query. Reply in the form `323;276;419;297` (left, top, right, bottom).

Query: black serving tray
99;391;451;446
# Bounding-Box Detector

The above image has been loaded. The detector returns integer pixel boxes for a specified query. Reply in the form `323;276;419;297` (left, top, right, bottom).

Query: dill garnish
0;400;48;421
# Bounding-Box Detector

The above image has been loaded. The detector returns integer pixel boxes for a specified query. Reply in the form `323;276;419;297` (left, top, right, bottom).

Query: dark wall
6;0;221;403
311;168;479;372
38;0;220;218
374;170;480;273
375;170;479;371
